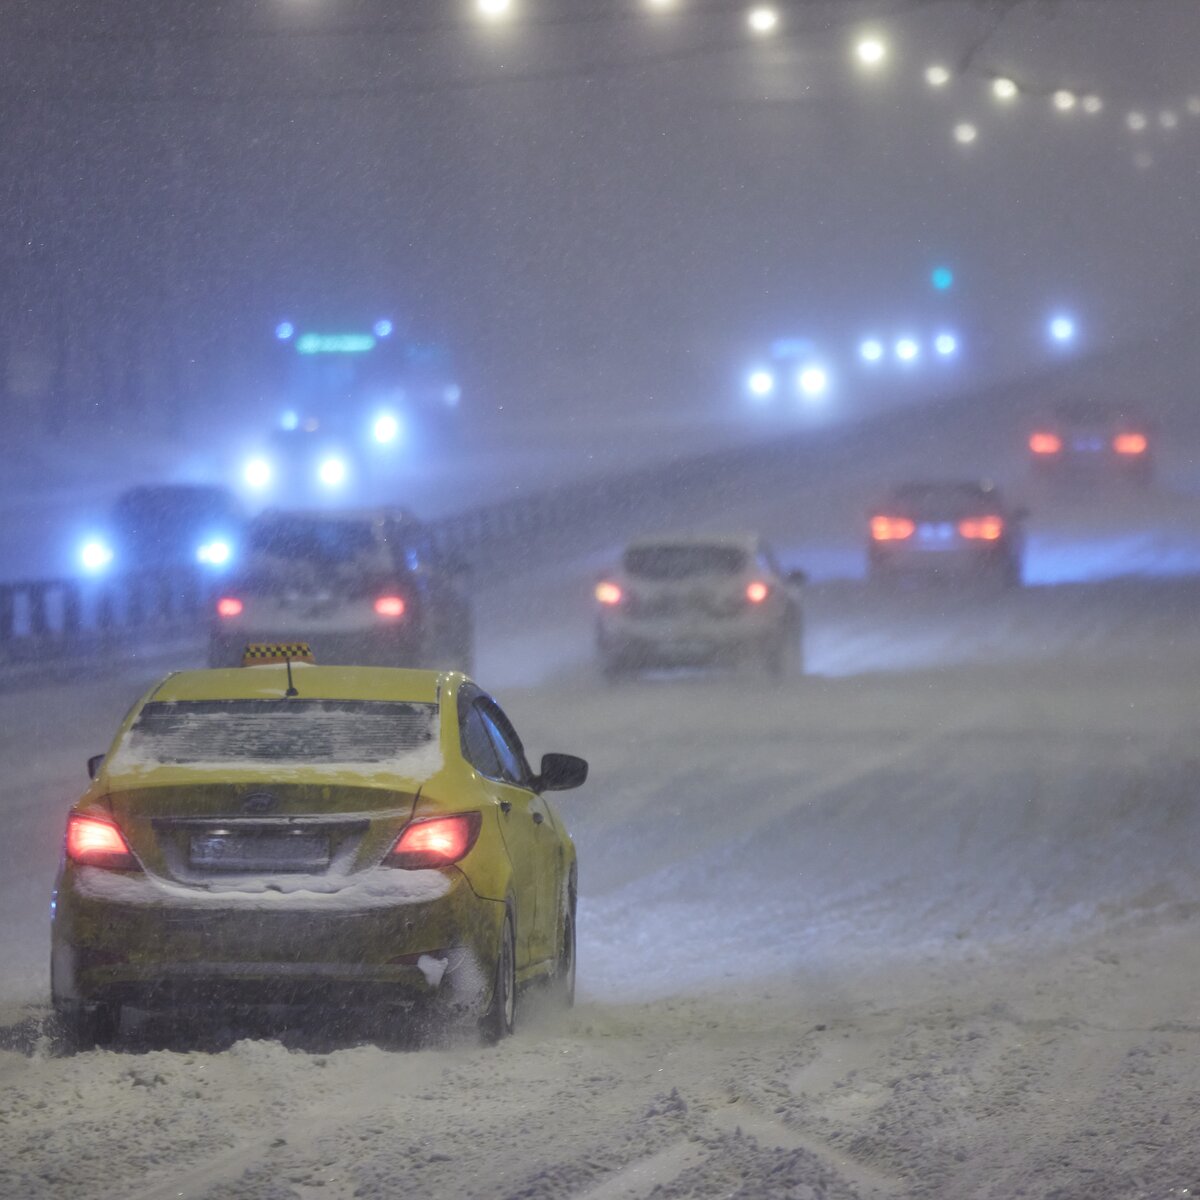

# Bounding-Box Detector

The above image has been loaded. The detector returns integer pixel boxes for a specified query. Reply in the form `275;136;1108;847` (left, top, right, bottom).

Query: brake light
746;580;770;604
387;812;482;870
1113;432;1147;455
374;595;407;618
216;597;244;618
595;581;623;606
959;515;1004;540
65;815;138;870
870;516;915;541
1029;432;1062;455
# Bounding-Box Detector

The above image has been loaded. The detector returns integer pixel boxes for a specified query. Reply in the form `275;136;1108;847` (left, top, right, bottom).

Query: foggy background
3;0;1197;453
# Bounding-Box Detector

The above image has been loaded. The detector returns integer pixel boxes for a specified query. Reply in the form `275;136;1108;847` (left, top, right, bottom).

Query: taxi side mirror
535;753;588;792
87;754;105;780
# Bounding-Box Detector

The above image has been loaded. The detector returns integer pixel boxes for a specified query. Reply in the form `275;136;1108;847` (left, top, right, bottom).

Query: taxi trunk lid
108;780;419;882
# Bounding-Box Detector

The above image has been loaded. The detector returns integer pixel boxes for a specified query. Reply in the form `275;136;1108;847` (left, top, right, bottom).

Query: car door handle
499;801;512;814
531;811;544;825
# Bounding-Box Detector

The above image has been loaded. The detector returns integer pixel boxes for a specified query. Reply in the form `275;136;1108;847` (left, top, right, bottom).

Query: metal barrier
0;569;214;663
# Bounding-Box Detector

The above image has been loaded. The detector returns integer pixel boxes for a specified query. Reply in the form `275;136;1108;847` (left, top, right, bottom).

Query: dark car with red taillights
1028;400;1153;484
868;482;1026;588
209;508;473;671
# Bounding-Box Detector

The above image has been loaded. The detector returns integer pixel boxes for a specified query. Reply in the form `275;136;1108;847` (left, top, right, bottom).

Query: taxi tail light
65;815;139;871
387;812;482;870
870;516;916;541
374;595;407;618
958;515;1005;540
595;581;623;606
746;580;770;604
216;596;244;618
1113;432;1148;456
1029;432;1062;455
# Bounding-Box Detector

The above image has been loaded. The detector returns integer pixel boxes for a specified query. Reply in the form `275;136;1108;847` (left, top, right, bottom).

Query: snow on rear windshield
624;545;746;580
111;699;438;769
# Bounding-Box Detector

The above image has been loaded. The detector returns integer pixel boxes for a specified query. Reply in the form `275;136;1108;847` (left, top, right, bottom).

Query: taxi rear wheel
479;913;516;1044
548;881;577;1008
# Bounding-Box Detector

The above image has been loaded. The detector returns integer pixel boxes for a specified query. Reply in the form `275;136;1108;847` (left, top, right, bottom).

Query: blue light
373;319;394;339
318;456;348;488
197;540;232;567
275;321;295;341
280;410;299;431
859;338;884;363
1049;315;1076;343
895;337;921;362
931;266;954;291
372;413;401;444
243;457;272;489
747;369;776;399
80;539;114;574
934;332;958;356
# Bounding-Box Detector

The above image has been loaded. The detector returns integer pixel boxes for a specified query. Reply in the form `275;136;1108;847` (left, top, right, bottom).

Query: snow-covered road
4;331;1200;1196
3;568;1200;1198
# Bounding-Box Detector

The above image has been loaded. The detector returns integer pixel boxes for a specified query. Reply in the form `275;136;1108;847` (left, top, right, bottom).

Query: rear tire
548;895;577;1009
479;913;516;1045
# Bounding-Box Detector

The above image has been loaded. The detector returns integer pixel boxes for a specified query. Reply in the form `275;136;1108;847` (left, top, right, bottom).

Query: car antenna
285;655;299;698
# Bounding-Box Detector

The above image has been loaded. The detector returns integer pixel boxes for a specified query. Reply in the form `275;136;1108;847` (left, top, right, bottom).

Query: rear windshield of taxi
111;699;438;768
624;545;746;580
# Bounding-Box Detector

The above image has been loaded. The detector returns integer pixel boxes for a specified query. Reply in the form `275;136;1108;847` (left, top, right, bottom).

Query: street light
1159;110;1179;130
855;37;887;68
1048;315;1076;344
1126;111;1147;132
476;0;513;19
934;333;958;357
992;78;1018;102
925;64;951;88
1081;95;1103;114
747;7;779;35
1052;90;1077;112
895;337;920;362
953;123;978;145
859;338;884;363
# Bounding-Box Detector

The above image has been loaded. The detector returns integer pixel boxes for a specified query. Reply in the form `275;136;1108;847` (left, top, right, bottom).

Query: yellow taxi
50;646;586;1049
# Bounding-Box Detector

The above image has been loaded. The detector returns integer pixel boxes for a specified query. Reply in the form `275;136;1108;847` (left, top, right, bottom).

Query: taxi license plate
189;831;330;872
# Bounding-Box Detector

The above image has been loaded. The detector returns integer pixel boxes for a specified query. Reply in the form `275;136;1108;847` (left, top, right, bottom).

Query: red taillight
374;595;407;618
216;597;243;618
959;515;1004;540
1113;432;1147;456
65;814;138;870
387;812;482;870
1029;432;1062;455
746;580;770;604
595;581;623;606
870;516;916;541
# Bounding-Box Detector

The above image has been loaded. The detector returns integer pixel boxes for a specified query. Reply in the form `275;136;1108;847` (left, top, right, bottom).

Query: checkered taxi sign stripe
241;643;316;666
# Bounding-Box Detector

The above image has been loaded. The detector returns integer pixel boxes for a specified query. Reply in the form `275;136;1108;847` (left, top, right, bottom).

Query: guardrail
0;569;213;663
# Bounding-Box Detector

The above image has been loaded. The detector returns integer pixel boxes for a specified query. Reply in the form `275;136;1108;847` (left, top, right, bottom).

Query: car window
624;545;747;579
478;702;528;786
460;703;502;779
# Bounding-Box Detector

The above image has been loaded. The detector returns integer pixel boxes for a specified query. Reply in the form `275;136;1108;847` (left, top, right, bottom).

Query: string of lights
4;0;1194;171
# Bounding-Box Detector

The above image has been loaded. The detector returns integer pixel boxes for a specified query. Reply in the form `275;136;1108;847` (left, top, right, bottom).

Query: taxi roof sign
242;643;316;667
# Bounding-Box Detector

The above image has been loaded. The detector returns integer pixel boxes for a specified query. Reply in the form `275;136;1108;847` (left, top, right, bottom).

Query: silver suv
209;508;472;672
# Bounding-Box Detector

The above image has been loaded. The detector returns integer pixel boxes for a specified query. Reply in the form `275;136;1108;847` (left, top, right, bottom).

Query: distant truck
238;319;462;504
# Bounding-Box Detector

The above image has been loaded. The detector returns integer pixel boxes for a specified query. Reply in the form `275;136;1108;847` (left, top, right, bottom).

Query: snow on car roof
150;664;448;705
